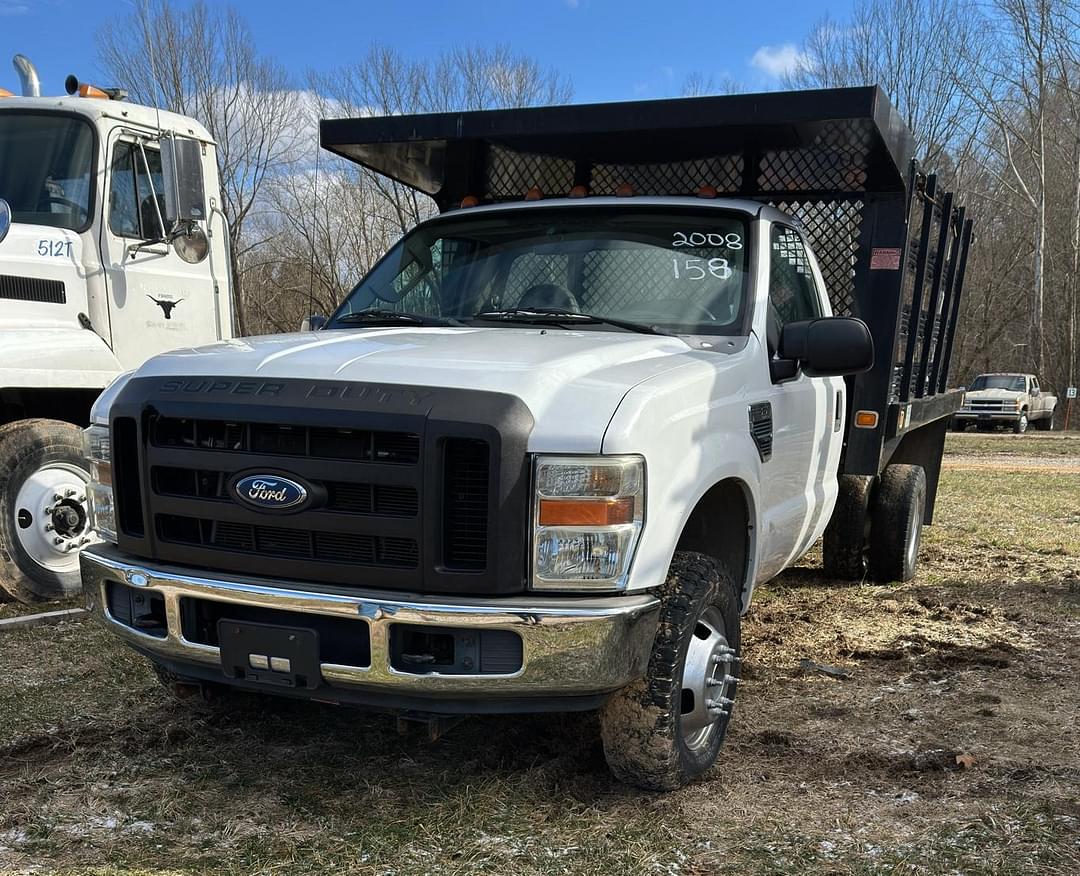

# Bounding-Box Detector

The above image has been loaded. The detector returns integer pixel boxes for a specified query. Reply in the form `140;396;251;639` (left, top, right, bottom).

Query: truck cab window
0;113;94;231
768;225;822;328
109;142;170;240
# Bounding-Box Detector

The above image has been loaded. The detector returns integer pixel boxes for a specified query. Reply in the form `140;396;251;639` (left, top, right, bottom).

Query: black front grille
443;439;490;570
109;377;530;595
0;274;66;304
156;514;420;568
150;417;420;464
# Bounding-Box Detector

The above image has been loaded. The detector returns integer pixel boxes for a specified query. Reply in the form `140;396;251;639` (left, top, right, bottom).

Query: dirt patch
1;438;1079;874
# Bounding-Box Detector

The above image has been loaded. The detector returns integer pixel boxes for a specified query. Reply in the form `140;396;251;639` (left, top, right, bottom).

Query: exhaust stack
13;54;40;98
65;74;127;101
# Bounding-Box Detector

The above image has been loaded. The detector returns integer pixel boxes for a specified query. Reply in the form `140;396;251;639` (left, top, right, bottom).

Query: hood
132;326;706;452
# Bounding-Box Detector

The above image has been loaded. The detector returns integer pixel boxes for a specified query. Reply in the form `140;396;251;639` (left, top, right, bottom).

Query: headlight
531;455;644;591
83;423;117;543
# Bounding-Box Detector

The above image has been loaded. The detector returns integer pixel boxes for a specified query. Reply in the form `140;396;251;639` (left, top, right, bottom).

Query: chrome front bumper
81;545;660;706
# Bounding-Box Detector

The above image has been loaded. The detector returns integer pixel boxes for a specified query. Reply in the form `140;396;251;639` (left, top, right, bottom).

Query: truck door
98;132;222;371
756;224;844;580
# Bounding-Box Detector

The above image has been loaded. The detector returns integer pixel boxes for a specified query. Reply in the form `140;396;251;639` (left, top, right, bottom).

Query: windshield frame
0;108;99;234
327;202;757;338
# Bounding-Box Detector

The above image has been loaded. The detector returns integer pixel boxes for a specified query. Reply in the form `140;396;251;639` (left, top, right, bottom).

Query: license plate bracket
217;619;321;689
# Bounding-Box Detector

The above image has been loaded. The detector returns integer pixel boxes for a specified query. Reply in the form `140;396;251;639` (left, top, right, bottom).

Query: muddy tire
0;419;92;603
599;551;741;791
823;474;873;580
869;464;926;583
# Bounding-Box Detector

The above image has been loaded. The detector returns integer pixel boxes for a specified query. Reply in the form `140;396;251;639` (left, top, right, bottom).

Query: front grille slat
157;514;419;569
151;417;419;464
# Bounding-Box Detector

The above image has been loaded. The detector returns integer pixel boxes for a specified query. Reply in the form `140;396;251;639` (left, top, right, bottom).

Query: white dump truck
81;88;973;789
0;56;232;602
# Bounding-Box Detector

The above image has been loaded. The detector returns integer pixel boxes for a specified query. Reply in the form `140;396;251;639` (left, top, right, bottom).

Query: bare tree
787;0;989;170
97;0;303;335
240;44;574;335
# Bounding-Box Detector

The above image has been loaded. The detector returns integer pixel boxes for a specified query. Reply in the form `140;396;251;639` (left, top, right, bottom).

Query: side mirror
0;198;10;245
301;314;327;332
160;135;207;225
778;317;874;378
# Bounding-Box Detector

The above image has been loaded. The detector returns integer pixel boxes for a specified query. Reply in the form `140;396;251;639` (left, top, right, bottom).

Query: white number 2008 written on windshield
672;231;743;249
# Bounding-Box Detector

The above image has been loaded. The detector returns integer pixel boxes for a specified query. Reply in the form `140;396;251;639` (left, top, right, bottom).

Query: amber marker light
568;185;589;198
538;497;636;527
854;410;879;428
697;185;718;198
460;195;479;208
524;185;544;200
614;182;635;197
0;88;13;98
79;83;110;99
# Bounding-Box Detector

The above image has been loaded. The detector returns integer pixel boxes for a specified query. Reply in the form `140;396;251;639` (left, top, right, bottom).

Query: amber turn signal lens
79;83;110;99
524;185;544;200
854;410;879;428
0;88;13;98
460;195;479;208
538;497;635;526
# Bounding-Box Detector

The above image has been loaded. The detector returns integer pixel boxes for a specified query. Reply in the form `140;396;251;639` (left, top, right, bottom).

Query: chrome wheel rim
680;606;736;753
13;462;93;574
906;495;924;572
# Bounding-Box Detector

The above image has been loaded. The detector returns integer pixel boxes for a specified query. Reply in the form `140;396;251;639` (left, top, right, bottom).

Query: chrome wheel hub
14;462;93;574
680;606;737;753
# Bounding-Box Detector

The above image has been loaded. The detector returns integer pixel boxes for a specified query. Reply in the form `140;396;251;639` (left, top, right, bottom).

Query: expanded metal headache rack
321;87;973;511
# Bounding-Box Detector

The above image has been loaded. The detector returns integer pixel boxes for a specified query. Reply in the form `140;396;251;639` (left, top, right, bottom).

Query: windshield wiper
472;308;672;336
335;309;464;327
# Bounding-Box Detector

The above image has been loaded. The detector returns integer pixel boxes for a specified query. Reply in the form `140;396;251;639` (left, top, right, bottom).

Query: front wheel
599;551;741;791
0;420;93;602
1013;412;1028;434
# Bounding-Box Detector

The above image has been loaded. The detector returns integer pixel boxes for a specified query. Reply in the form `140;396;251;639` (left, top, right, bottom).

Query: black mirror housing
778;317;874;378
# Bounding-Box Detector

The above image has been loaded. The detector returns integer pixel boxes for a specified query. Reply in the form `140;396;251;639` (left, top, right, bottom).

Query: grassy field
1;436;1078;874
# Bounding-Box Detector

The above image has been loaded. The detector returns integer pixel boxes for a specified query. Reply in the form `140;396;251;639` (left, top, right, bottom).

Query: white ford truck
80;88;973;790
0;56;233;602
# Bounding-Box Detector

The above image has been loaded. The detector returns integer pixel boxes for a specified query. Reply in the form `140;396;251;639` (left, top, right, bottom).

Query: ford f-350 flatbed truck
80;87;973;790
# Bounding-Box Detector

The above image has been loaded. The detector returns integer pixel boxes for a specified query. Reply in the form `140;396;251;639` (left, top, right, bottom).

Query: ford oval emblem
233;474;308;511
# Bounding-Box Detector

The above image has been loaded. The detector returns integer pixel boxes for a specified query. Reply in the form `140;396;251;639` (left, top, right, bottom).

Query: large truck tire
823;474;873;580
869;464;926;583
599;551;741;791
1033;409;1055;431
1012;411;1028;433
0;419;93;603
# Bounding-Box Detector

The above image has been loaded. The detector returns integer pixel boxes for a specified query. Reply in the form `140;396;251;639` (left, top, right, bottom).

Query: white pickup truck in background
953;373;1057;433
79;88;975;790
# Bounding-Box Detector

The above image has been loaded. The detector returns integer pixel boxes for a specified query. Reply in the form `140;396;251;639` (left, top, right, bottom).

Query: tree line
98;0;1080;408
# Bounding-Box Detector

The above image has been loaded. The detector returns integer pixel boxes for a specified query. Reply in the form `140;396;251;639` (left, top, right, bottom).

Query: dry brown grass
1;437;1078;874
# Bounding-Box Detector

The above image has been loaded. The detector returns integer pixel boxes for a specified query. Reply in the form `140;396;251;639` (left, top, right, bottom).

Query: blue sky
1;0;839;103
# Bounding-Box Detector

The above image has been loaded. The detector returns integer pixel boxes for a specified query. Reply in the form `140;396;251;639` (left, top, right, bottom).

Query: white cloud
750;43;806;79
564;0;579;8
0;2;30;15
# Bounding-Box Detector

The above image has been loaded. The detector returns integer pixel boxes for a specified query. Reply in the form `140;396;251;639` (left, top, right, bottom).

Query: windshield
970;375;1026;391
0;113;95;231
328;206;751;335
